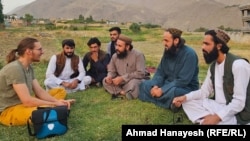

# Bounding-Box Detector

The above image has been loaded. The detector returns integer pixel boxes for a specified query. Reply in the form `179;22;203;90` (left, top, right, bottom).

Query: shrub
129;23;141;33
194;27;208;32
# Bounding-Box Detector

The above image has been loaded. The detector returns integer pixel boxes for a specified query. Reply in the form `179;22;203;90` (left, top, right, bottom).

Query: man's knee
49;87;66;99
44;79;57;88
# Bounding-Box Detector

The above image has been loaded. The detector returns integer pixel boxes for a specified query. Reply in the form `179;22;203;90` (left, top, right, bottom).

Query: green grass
0;64;192;140
0;26;250;141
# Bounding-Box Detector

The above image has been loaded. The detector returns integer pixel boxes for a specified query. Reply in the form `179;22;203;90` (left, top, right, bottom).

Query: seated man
138;28;199;112
0;37;74;126
172;29;250;125
82;37;110;87
103;34;148;100
44;39;91;93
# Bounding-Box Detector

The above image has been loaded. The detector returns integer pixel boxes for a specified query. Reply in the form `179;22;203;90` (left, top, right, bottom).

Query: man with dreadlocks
44;39;91;93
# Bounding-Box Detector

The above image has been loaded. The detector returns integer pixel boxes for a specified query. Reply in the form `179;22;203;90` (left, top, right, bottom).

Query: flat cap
118;34;132;45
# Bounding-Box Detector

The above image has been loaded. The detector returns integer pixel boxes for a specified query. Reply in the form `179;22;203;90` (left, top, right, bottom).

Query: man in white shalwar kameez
44;39;91;93
172;29;250;125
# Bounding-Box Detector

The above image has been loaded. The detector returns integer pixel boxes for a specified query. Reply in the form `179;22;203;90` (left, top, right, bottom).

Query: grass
0;26;250;141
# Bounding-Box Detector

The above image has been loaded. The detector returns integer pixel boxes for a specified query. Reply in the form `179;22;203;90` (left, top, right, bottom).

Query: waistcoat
210;53;250;124
54;52;79;78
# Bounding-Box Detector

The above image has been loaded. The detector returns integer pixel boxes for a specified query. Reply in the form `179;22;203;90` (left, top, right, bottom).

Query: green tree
194;27;208;32
23;13;34;26
0;0;5;29
79;14;84;23
129;23;141;33
86;15;94;23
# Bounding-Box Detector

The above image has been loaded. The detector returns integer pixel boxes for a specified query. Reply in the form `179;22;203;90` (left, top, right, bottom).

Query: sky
2;0;36;14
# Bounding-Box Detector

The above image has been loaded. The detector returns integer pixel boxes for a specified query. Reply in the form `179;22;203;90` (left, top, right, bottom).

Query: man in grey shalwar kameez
138;28;199;111
103;34;148;100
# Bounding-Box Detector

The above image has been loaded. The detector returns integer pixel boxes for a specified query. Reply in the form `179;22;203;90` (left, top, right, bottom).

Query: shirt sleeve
186;67;214;101
107;55;118;78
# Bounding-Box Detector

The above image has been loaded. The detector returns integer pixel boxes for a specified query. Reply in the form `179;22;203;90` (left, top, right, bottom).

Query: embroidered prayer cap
215;29;230;44
62;39;75;48
118;34;132;45
166;28;182;38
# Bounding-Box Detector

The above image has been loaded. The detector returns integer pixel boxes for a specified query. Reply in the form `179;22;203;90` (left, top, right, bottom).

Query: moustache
165;46;170;51
202;49;208;55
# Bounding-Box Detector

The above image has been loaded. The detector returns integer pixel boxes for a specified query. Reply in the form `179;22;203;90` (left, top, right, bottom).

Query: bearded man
103;34;148;100
138;28;199;112
172;29;250;125
44;39;91;93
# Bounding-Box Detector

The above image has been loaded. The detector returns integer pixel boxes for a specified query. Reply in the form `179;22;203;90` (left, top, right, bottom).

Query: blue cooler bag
27;106;69;139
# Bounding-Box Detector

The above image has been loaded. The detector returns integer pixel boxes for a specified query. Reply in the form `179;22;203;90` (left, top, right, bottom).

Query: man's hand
57;99;76;109
112;76;123;86
61;81;71;88
150;86;163;98
69;79;78;89
91;52;98;62
105;76;113;84
172;96;186;108
61;80;78;89
200;114;221;125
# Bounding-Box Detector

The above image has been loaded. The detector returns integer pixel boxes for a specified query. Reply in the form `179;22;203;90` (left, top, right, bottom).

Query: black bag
27;106;70;139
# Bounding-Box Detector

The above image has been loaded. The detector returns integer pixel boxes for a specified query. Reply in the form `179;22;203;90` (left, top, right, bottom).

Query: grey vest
210;53;250;124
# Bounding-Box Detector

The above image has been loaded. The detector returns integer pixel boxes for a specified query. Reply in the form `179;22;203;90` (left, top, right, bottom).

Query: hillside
7;0;249;31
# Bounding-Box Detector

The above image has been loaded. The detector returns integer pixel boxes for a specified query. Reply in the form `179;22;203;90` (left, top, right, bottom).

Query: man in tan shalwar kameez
103;34;148;100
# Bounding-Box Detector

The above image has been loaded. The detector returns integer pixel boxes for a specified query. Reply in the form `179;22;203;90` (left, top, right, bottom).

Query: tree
79;14;84;23
129;23;141;33
0;0;5;29
23;13;34;26
85;15;94;23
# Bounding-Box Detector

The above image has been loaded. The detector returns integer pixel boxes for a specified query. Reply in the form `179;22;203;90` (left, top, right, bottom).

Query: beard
164;43;177;57
64;52;74;58
116;49;128;59
203;45;218;64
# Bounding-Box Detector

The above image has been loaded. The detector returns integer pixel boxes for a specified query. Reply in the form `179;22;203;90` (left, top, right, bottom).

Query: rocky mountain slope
7;0;250;31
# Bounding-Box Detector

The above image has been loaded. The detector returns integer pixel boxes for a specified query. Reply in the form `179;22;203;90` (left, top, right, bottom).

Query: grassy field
0;26;249;141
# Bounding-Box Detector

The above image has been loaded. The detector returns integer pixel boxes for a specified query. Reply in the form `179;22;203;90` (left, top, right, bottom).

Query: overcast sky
2;0;36;14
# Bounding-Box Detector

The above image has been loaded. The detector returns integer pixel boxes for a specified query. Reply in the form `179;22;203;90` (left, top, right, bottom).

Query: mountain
7;0;250;31
214;0;249;6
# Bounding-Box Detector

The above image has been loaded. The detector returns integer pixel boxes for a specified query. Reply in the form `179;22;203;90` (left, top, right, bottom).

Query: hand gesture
91;52;98;62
